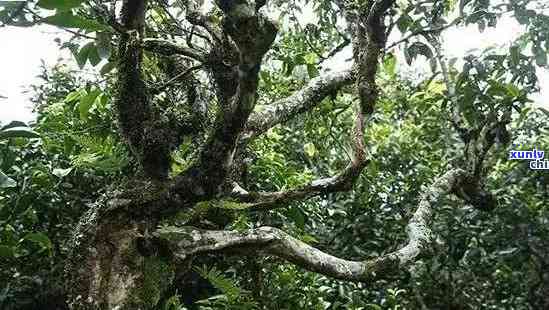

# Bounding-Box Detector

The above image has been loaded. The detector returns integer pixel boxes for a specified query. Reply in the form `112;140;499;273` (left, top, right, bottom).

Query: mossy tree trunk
63;1;500;309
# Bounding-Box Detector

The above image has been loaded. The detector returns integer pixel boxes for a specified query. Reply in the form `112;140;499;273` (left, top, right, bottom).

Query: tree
1;0;548;309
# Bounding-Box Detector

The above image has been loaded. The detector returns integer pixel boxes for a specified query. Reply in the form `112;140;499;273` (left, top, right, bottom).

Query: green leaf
505;83;520;97
76;42;93;68
100;61;116;75
303;52;318;64
0;170;16;188
396;14;412;33
0;245;15;258
1;120;27;130
0;127;40;140
95;32;112;59
509;46;520;67
37;0;85;11
535;50;547;66
306;64;319;78
87;44;102;66
22;232;52;250
303;142;316;158
64;90;82;103
288;206;305;229
43;12;106;31
284;62;296;76
404;43;412;65
383;53;397;77
406;42;433;64
78;89;101;120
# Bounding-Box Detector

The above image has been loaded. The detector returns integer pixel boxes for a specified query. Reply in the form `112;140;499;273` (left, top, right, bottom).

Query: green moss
155;225;194;243
125;256;175;309
120;239;141;270
196;199;252;211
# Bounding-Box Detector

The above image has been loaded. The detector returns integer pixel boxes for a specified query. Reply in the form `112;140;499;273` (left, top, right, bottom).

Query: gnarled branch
157;169;466;281
243;68;355;140
142;38;207;62
173;0;278;196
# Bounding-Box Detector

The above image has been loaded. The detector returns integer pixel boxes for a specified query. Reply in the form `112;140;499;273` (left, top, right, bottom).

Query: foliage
0;0;548;309
0;64;127;309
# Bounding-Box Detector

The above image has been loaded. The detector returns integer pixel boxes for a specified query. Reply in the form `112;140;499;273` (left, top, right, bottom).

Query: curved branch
243;68;355;139
235;102;367;209
232;162;366;210
237;0;397;206
156;169;466;281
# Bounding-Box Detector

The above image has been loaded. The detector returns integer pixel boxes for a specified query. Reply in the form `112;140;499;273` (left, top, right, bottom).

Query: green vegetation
0;0;548;309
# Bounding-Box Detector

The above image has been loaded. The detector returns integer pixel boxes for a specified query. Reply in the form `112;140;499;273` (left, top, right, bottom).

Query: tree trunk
65;194;179;309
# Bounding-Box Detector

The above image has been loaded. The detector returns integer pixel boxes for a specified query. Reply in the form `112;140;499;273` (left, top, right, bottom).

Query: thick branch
244;68;355;139
115;0;177;179
157;169;466;281
142;38;207;62
174;0;278;196
185;8;224;45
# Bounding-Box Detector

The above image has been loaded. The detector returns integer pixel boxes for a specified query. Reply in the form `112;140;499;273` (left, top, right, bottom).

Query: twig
152;64;203;94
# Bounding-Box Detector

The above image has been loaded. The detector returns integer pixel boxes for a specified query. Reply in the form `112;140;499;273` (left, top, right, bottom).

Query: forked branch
157;169;466;281
173;0;278;196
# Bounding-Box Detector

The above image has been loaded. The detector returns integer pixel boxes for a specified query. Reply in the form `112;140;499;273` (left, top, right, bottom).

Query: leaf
383;53;397;77
303;142;316;158
64;90;82;103
52;167;73;178
78;89;101;120
100;61;116;75
87;44;102;66
1;120;27;130
406;42;433;64
95;32;112;59
404;43;412;65
303;52;318;64
509;46;520;66
37;0;85;11
43;12;106;31
195;266;241;302
306;63;319;78
76;42;93;68
0;127;40;140
301;234;318;244
22;232;52;250
505;83;520;97
0;245;15;258
396;14;412;33
0;170;16;188
535;50;547;66
288;206;305;229
284;62;296;76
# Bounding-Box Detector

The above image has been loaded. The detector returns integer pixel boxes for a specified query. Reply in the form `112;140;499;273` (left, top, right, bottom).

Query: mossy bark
64;191;181;309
